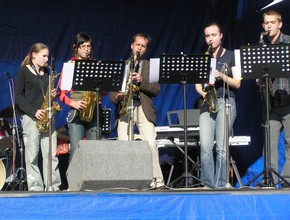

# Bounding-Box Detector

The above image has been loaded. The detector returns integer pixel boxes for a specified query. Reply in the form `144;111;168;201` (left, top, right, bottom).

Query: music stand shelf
72;59;125;139
73;60;125;92
159;54;211;84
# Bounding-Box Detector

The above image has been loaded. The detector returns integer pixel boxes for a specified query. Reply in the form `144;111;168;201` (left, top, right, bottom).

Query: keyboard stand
166;137;213;188
164;138;243;188
230;156;243;187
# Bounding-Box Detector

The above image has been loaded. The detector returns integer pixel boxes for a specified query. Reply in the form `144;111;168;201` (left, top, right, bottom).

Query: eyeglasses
79;44;92;50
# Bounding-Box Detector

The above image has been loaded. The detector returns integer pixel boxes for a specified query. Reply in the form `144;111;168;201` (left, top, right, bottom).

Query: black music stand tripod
72;60;125;139
240;44;290;188
159;53;214;188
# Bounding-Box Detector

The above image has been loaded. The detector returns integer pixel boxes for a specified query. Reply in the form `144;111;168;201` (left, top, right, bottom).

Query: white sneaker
150;178;165;189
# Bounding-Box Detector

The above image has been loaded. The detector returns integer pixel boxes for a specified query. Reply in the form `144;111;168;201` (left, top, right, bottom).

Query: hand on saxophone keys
132;72;142;83
70;100;87;110
35;109;46;120
215;70;224;80
114;92;125;104
51;88;57;99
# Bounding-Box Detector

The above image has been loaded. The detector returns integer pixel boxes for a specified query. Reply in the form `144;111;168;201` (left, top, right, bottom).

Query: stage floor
1;187;290;219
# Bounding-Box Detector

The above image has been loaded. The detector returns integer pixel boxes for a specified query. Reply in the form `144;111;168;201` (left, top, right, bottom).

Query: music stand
159;53;214;188
240;44;290;187
72;60;125;139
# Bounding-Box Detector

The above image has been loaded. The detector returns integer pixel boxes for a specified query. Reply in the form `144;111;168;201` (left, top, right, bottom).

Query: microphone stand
5;72;26;191
46;58;54;191
127;56;135;141
220;64;234;189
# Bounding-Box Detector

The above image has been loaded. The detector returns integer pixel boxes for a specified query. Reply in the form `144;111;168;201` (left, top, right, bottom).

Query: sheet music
149;58;160;83
121;63;129;92
234;49;242;79
209;58;216;84
60;62;75;90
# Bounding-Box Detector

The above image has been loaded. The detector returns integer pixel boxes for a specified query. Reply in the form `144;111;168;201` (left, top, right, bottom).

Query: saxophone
203;44;218;113
36;63;62;132
79;91;97;122
119;52;140;116
259;31;269;44
203;84;218;113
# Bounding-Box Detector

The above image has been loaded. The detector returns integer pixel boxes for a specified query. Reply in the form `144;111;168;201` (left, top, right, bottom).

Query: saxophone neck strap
215;45;224;59
30;63;45;98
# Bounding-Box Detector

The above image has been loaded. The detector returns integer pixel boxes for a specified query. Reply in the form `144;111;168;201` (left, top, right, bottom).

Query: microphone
4;71;12;79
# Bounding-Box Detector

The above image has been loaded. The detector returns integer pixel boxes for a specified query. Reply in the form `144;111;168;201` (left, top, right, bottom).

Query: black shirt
15;65;49;119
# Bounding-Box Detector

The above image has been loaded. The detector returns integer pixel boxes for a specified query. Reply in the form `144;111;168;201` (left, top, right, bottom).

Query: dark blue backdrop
0;0;289;185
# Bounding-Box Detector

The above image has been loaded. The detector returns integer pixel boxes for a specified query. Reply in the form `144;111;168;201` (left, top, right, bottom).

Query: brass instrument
79;91;97;122
203;43;218;113
36;63;62;132
259;31;269;44
203;84;218;113
119;52;140;116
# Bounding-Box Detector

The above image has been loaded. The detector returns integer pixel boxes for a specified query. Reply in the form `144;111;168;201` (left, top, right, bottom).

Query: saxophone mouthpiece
206;42;212;54
44;62;52;70
259;31;269;44
133;51;141;61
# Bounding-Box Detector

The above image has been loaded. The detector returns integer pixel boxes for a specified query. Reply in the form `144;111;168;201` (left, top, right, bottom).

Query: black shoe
281;182;290;188
150;185;169;191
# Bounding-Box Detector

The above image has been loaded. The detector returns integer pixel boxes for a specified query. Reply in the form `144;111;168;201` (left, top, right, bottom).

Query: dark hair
131;33;151;47
72;32;93;51
21;43;48;67
204;22;223;34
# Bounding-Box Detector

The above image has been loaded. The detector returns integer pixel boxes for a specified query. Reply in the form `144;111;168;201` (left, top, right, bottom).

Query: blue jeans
68;107;102;161
199;97;236;187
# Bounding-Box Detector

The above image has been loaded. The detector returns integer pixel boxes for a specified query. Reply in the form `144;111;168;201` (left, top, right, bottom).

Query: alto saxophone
79;91;97;122
119;53;140;116
36;63;62;132
203;43;218;113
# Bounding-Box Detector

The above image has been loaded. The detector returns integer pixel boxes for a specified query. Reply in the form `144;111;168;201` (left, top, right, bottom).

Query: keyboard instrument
155;126;251;147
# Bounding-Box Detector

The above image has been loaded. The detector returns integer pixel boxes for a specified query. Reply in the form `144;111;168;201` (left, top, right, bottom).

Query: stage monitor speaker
67;140;153;191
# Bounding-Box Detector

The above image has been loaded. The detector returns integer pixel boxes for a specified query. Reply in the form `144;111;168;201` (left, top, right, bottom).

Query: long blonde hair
21;43;49;67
